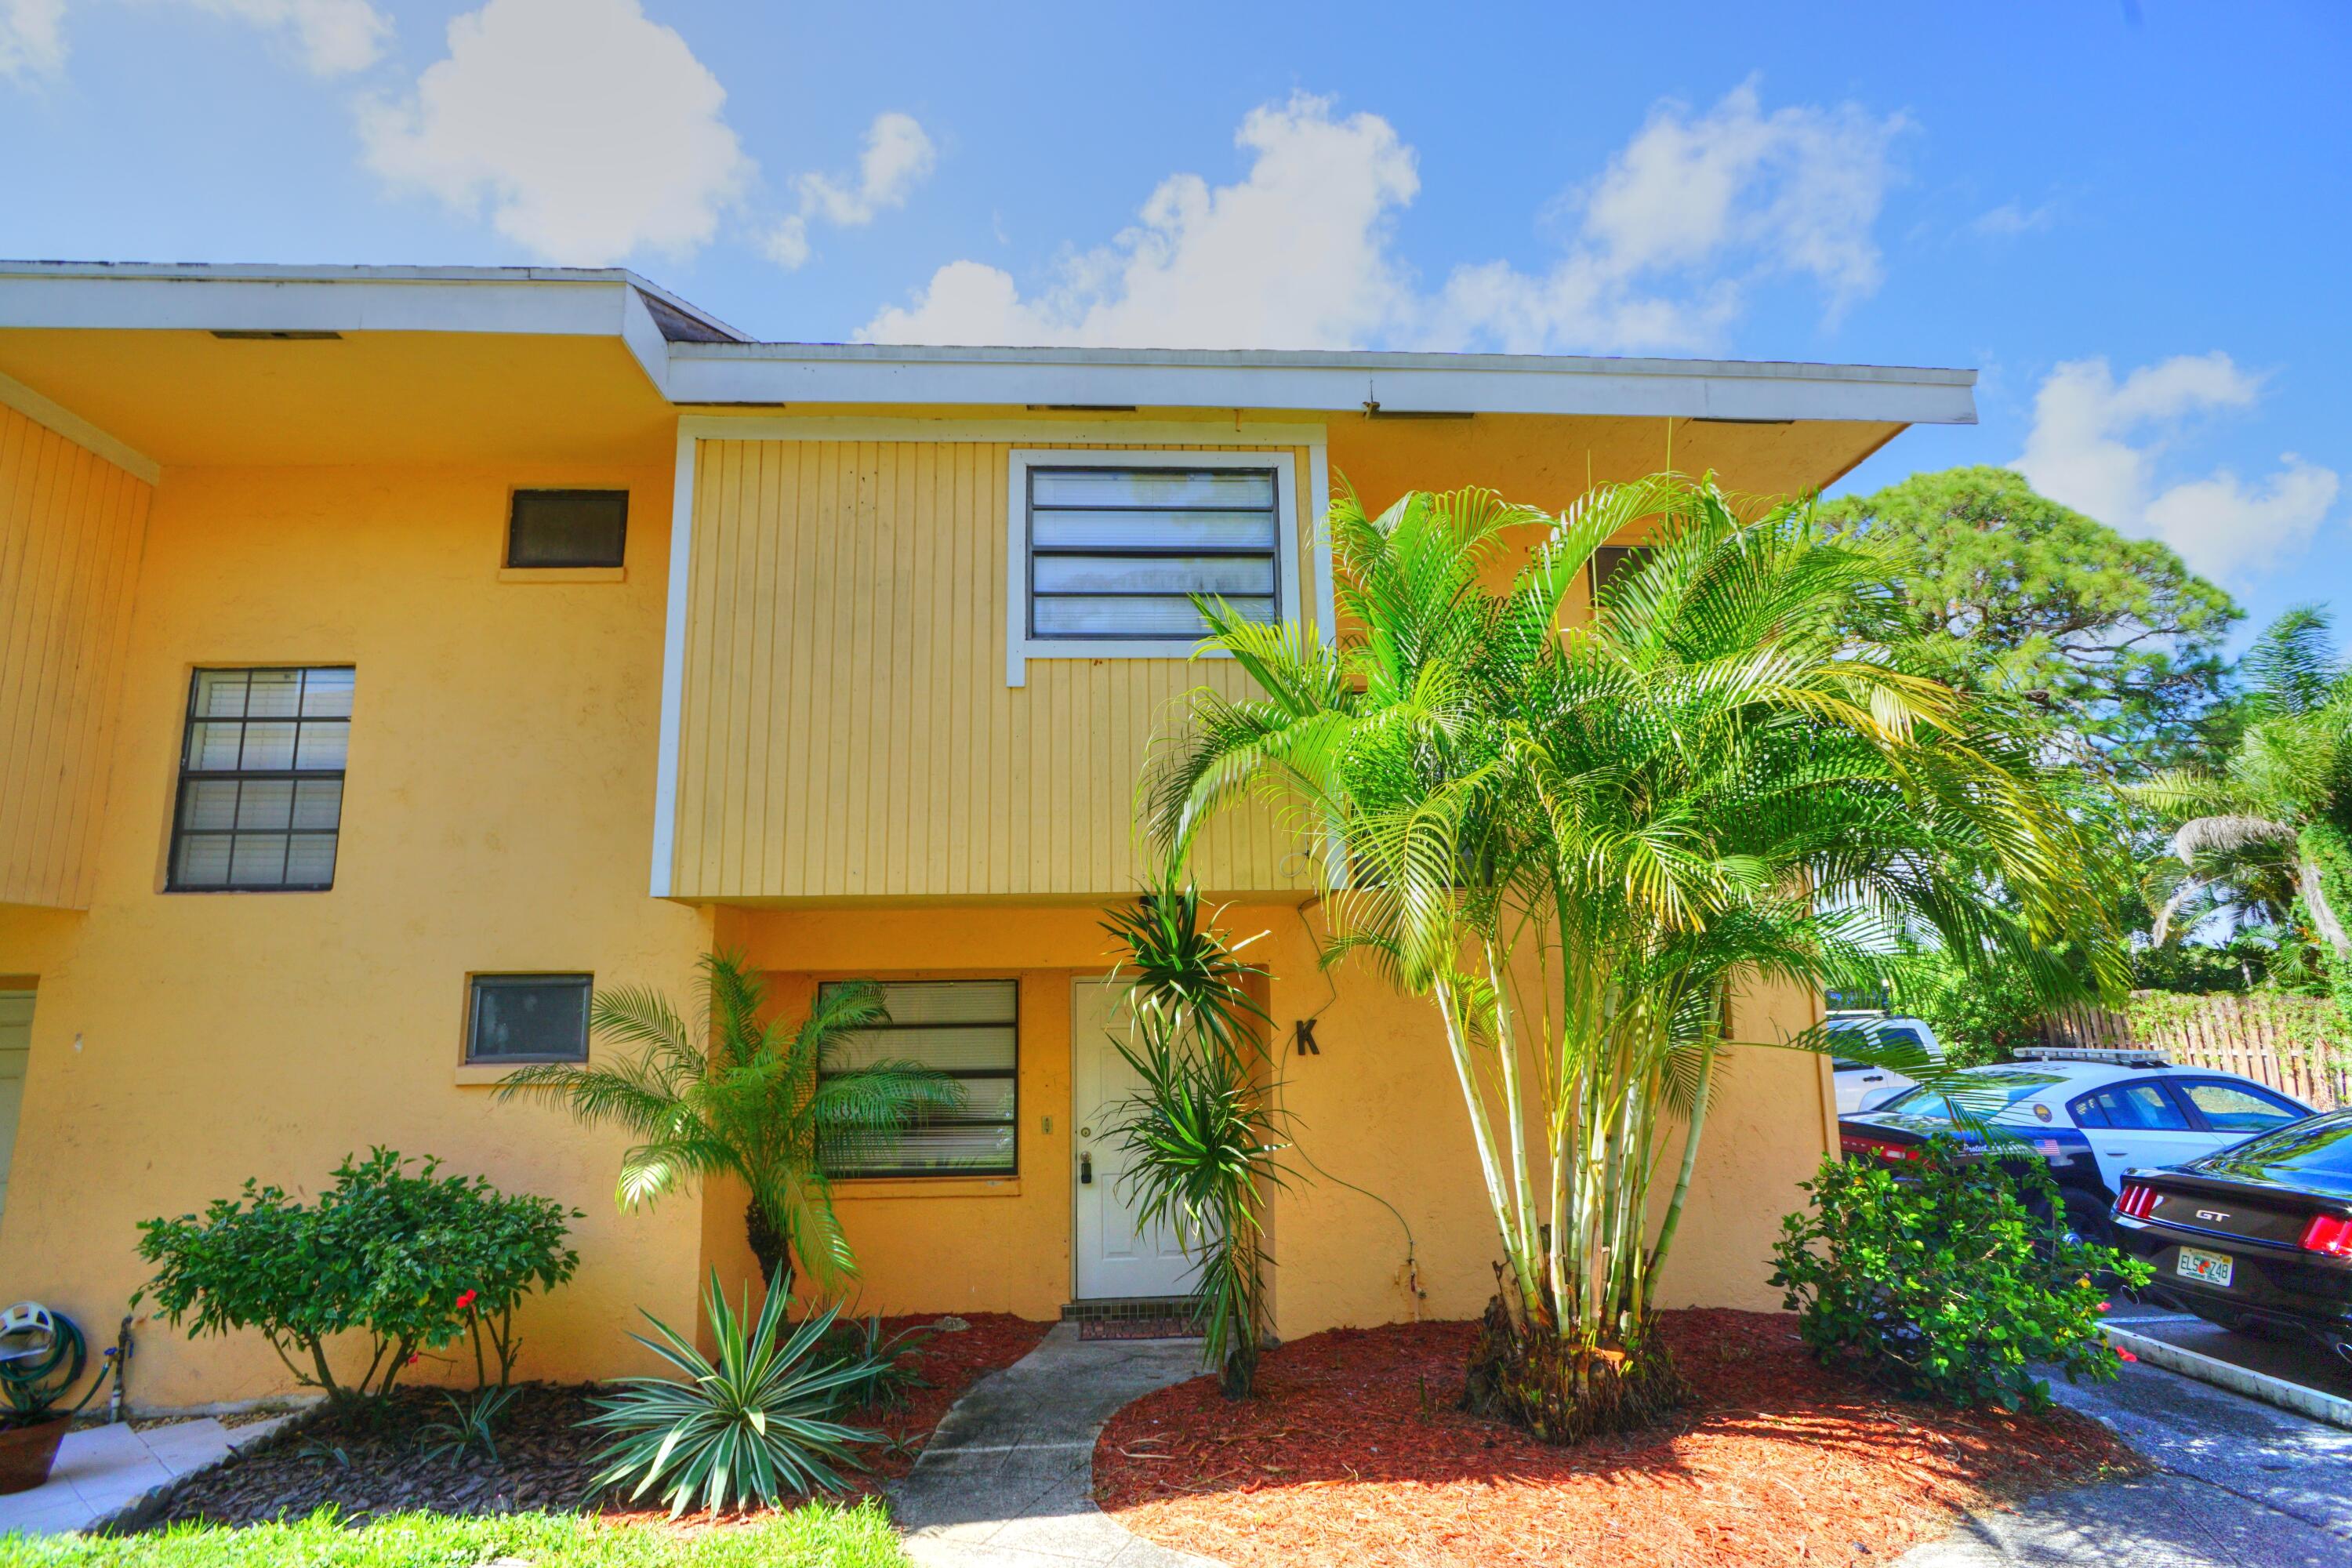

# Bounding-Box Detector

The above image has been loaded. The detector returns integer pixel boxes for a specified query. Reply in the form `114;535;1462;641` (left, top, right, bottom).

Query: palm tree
2135;608;2352;964
1149;476;2120;1441
496;953;962;1290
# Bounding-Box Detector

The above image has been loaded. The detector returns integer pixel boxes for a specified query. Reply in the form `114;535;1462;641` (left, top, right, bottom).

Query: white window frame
1004;449;1301;688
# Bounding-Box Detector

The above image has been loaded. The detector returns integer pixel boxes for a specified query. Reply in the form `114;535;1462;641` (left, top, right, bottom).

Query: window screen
1025;466;1280;640
169;666;352;891
507;489;628;568
466;975;592;1062
817;979;1017;1178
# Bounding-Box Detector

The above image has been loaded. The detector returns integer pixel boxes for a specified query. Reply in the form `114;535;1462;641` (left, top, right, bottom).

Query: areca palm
2133;608;2352;962
497;953;961;1290
1150;475;2119;1440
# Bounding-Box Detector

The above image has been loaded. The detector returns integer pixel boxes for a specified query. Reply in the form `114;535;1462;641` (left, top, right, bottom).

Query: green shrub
1768;1137;2151;1410
134;1149;580;1406
586;1271;884;1516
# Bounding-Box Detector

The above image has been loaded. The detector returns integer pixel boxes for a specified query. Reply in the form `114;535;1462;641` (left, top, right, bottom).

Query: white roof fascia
664;343;1978;426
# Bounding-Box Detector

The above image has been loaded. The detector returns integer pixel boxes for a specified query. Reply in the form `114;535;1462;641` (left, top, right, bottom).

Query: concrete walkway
1900;1356;2352;1566
0;1414;296;1535
890;1324;1221;1568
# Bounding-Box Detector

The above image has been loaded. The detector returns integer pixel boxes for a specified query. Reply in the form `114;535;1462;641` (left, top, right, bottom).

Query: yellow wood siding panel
0;404;152;909
670;439;1312;901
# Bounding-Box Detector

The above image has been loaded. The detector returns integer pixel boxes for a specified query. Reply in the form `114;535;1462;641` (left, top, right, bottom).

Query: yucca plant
1102;880;1290;1398
1149;475;2122;1440
585;1269;880;1516
498;953;962;1290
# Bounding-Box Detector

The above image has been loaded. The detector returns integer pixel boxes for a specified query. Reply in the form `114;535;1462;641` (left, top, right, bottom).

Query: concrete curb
2103;1324;2352;1432
89;1406;319;1534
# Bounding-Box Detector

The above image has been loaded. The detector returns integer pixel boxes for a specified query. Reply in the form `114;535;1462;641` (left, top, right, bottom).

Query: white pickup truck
1828;1011;1944;1113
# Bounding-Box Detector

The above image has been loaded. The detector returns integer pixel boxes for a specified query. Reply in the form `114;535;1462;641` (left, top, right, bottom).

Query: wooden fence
2041;993;2352;1109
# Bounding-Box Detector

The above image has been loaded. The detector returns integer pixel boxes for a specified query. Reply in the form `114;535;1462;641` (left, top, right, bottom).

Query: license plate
2176;1247;2234;1287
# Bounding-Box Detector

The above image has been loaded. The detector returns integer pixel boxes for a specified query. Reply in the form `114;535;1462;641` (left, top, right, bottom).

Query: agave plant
585;1270;881;1516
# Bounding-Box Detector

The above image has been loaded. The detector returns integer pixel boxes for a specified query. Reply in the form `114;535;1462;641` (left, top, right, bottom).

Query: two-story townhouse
0;263;1975;1407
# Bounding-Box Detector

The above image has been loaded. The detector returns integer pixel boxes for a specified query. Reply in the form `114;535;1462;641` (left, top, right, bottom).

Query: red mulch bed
1096;1311;2140;1568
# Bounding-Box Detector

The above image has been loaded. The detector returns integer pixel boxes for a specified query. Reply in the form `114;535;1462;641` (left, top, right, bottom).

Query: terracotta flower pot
0;1416;70;1494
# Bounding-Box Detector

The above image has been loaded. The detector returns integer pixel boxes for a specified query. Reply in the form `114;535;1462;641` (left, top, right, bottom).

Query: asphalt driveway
1899;1355;2352;1566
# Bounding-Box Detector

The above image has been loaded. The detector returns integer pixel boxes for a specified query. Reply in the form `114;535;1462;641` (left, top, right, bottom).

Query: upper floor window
816;979;1018;1178
507;489;628;569
1007;452;1294;684
168;666;352;891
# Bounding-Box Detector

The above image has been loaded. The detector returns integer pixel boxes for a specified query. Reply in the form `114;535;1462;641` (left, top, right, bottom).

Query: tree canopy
1818;466;2239;777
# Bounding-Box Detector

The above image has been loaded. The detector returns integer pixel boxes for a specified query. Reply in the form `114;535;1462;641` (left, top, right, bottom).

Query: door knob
1080;1152;1094;1185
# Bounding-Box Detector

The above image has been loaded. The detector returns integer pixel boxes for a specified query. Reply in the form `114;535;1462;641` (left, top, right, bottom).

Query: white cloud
0;0;65;78
2016;354;2343;578
864;93;1417;346
173;0;387;74
767;110;935;270
7;0;387;80
1969;199;2055;238
861;82;1901;353
359;0;753;266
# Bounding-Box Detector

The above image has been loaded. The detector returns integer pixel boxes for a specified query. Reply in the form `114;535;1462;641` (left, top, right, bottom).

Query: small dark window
466;974;592;1062
506;490;628;569
1590;544;1652;601
168;666;352;891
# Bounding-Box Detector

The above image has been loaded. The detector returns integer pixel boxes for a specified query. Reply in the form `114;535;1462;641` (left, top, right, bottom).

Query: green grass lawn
0;1502;910;1567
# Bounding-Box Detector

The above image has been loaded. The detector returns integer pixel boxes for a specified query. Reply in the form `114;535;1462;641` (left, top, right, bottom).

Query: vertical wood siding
670;439;1314;900
0;405;153;909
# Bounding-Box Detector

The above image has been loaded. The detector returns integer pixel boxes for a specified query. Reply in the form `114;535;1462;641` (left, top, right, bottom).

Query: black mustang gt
2111;1108;2352;1353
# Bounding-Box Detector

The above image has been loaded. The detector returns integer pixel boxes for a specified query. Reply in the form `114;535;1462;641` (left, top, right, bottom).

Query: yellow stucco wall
666;437;1317;902
0;392;1849;1409
0;404;152;910
697;903;1829;1338
0;459;713;1407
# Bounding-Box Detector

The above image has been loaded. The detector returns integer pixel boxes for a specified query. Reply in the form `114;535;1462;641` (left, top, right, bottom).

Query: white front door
0;993;31;1226
1071;977;1200;1300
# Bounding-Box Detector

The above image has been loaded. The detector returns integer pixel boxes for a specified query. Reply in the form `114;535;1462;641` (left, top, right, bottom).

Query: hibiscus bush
1769;1135;2151;1410
136;1149;579;1406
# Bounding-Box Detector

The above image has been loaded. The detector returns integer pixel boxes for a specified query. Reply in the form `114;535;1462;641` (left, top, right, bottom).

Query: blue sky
5;1;2346;645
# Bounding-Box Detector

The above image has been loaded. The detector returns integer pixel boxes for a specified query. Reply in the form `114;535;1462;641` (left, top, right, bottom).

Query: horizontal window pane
234;779;293;831
295;721;350;771
173;835;231;887
229;835;289;886
180;779;240;831
1033;554;1277;597
194;670;249;718
826;1123;1015;1177
186;721;246;771
284;833;338;886
874;979;1016;1024
825;1025;1016;1074
1033;595;1274;638
244;670;303;719
469;975;592;1061
238;722;297;771
1032;510;1279;550
1033;469;1276;510
292;779;343;830
300;669;355;717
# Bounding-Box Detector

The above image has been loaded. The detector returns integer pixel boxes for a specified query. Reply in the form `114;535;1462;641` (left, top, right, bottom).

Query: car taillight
2114;1183;2159;1220
2300;1214;2352;1258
